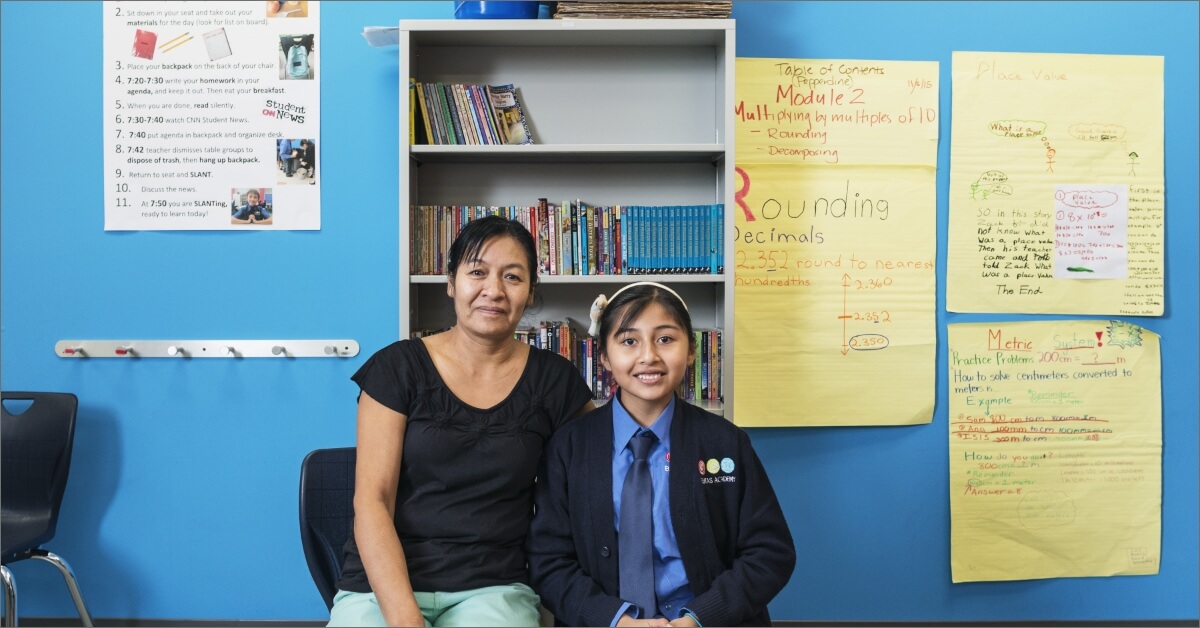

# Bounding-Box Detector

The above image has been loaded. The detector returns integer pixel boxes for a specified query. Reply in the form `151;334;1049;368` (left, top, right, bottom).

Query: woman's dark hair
447;214;540;288
597;283;695;357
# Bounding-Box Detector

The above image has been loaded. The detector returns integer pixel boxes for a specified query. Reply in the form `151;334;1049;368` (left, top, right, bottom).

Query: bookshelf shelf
410;144;727;165
399;19;735;417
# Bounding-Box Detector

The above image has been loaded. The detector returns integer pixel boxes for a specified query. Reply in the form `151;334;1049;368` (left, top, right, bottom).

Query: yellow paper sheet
734;58;938;426
947;320;1162;583
947;52;1164;315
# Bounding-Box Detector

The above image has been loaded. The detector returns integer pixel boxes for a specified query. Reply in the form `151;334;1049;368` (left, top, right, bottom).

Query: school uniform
529;396;796;627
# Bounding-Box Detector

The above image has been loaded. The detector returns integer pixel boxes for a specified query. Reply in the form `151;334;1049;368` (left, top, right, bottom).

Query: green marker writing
1066;266;1094;273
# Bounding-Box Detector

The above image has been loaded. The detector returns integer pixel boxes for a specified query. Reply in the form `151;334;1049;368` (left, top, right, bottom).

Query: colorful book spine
437;83;461;144
537;198;550;274
581;201;591;276
560;201;573;276
613;205;622;275
714;204;724;273
408;78;417;145
588;203;598;275
630;205;641;275
545;199;557;275
600;205;610;275
416;82;434;145
571;200;581;275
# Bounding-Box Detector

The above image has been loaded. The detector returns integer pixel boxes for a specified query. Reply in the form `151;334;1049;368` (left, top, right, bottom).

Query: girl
529;282;796;627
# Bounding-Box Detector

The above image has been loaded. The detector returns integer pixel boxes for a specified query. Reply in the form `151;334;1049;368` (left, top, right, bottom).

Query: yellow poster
734;58;937;426
947;52;1164;315
948;320;1161;583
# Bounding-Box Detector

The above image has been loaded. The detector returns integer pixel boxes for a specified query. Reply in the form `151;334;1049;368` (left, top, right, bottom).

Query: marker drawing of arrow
839;273;851;355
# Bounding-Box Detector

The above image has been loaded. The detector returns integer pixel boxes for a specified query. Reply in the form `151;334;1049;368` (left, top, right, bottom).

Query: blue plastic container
454;1;540;19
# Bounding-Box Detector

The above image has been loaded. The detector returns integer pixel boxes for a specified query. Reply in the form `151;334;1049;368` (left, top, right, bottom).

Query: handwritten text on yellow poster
947;52;1164;315
948;320;1161;582
734;58;938;426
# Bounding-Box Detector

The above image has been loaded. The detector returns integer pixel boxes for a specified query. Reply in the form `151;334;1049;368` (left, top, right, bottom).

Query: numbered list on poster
104;1;320;230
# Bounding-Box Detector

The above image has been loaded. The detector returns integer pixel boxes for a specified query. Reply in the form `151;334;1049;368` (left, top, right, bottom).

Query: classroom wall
1;1;1196;623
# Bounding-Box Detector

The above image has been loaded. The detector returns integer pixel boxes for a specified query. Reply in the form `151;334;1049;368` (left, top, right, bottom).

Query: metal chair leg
30;553;93;627
1;565;16;628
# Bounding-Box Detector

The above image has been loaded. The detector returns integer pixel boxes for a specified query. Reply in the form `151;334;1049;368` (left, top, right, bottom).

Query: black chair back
2;392;78;561
299;447;356;610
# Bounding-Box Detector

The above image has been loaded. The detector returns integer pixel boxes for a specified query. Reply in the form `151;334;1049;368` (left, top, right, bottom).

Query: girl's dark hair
597;283;695;357
446;215;540;291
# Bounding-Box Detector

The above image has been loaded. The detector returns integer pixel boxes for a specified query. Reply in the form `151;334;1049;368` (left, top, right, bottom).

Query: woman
328;216;594;627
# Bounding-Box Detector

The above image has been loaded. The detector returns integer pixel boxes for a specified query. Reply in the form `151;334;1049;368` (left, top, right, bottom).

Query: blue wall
1;1;1196;622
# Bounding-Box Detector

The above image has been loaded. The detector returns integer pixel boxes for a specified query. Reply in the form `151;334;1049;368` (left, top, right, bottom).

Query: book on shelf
543;198;558;275
612;205;623;275
584;202;596;275
537;198;551;274
423;83;439;144
488;83;534;145
408;78;416;145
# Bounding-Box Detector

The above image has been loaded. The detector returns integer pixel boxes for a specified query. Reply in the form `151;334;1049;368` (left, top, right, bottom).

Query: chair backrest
1;391;79;562
299;447;356;610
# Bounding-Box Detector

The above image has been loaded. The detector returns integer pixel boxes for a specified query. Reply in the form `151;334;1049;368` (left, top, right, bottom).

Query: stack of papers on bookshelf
553;1;732;19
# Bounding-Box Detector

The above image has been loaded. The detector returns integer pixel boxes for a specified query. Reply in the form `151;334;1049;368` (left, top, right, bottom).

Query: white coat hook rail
55;340;360;358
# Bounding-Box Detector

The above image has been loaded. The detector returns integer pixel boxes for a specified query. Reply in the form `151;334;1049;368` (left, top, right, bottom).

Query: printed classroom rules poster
104;1;321;230
948;320;1161;582
947;52;1164;315
734;58;938;427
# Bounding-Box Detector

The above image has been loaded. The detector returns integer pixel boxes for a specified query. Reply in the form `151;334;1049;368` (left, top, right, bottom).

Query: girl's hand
616;615;671;627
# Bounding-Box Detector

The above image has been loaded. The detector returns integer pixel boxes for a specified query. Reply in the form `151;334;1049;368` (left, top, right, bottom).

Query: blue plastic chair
299;447;356;610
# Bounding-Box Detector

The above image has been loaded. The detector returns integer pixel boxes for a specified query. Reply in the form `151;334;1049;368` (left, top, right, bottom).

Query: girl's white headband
586;281;688;337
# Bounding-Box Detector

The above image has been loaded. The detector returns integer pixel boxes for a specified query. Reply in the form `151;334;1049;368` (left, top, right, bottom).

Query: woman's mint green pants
327;583;541;627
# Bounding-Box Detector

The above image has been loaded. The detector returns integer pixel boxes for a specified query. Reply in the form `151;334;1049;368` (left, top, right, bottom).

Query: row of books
409;202;725;276
516;322;724;403
410;80;532;146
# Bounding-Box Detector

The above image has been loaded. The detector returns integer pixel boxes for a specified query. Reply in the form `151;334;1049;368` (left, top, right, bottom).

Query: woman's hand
384;602;426;627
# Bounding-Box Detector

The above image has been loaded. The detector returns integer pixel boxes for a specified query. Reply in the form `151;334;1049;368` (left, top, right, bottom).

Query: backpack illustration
287;44;309;79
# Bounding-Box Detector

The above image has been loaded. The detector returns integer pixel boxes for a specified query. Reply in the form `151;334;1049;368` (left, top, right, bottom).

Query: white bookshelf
398;19;735;417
